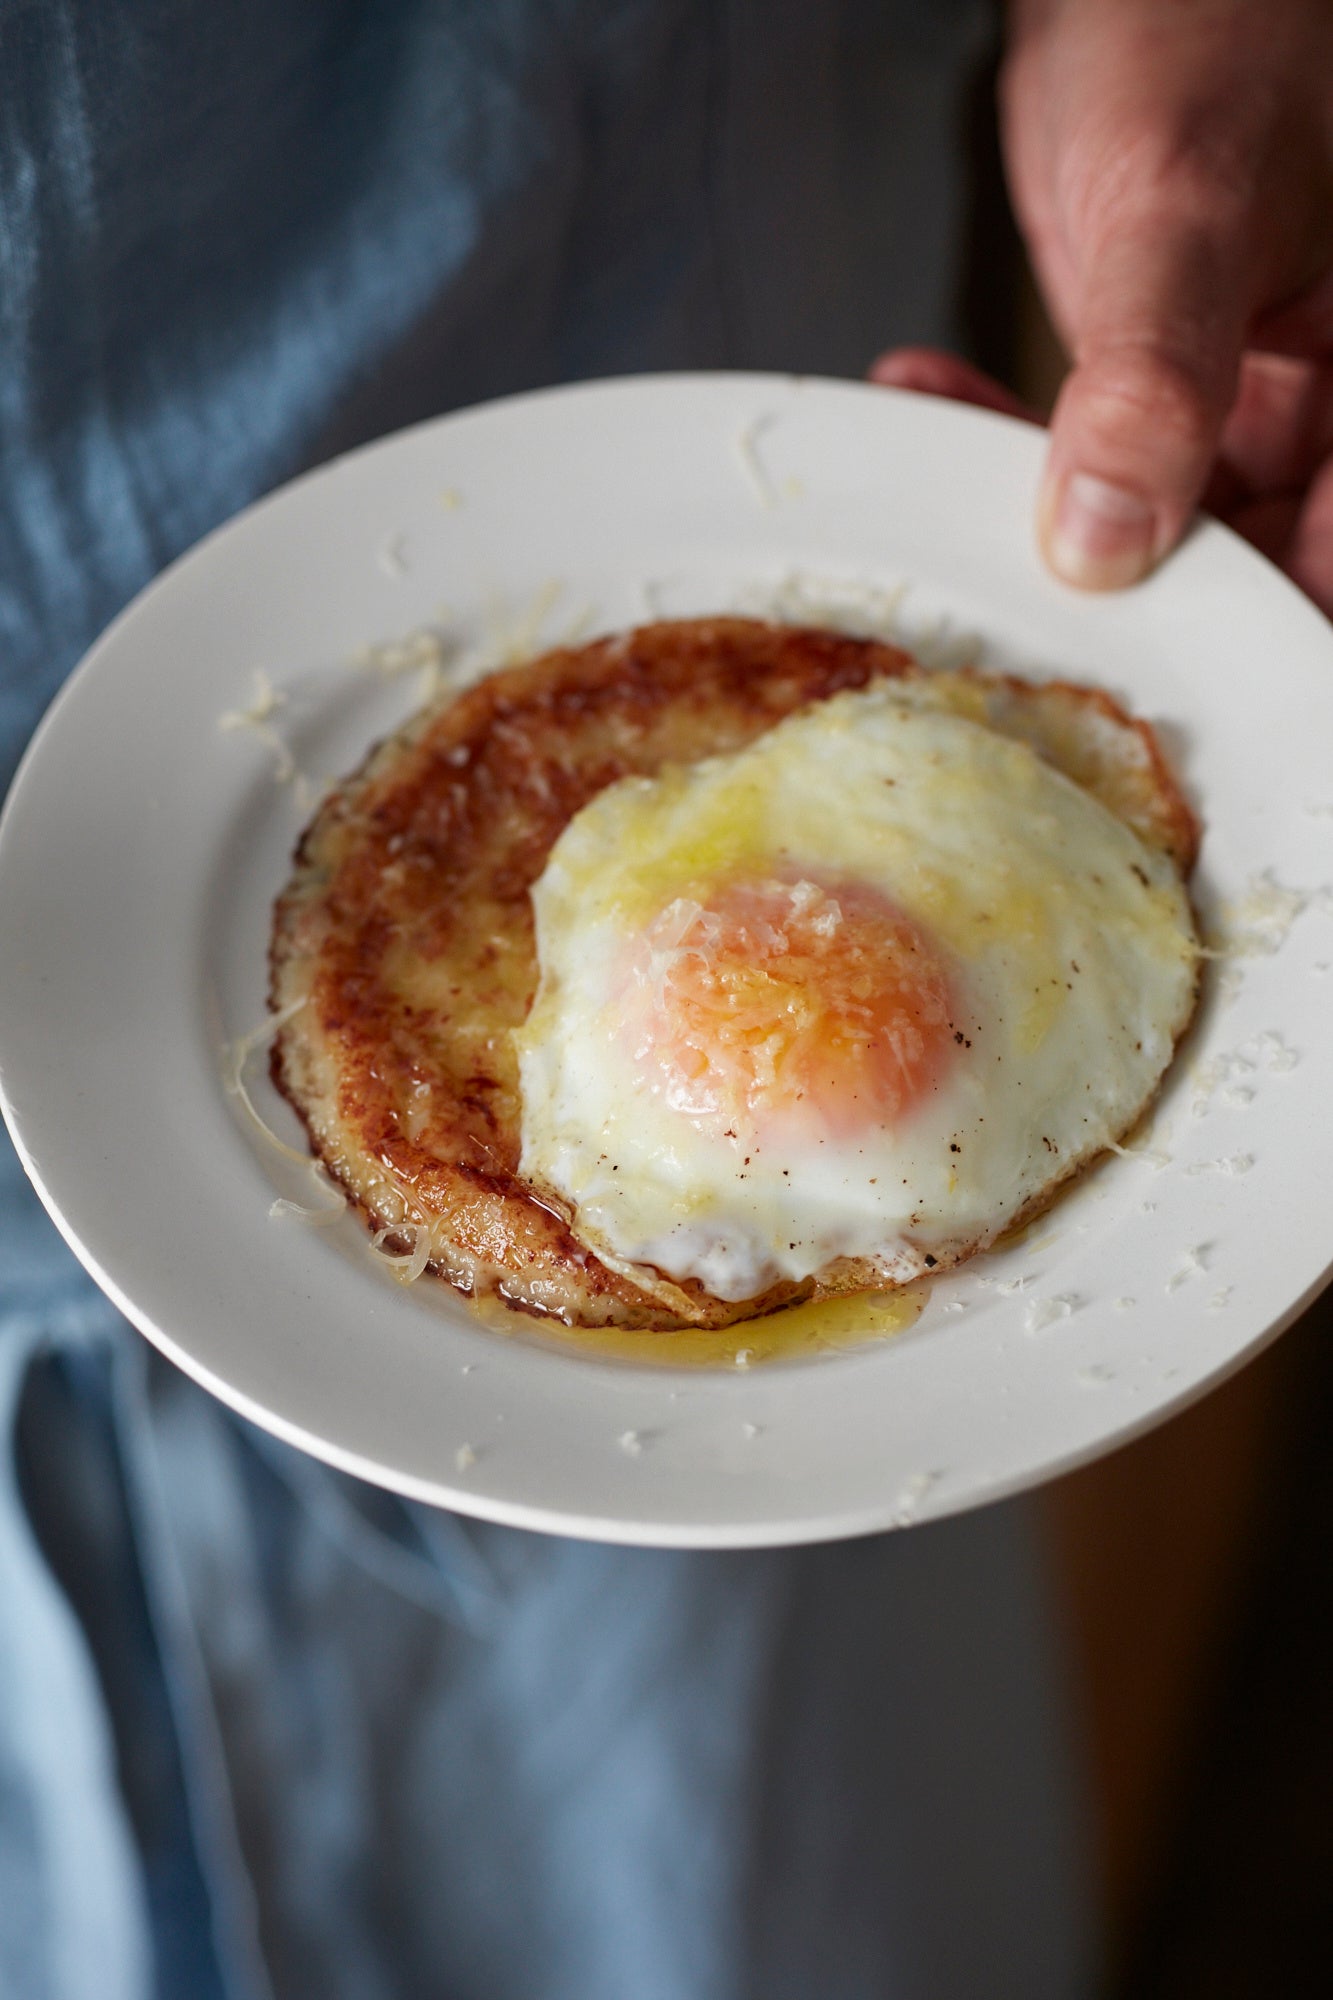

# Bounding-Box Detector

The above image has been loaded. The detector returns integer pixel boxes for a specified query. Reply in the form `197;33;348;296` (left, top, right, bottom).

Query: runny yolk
624;876;956;1140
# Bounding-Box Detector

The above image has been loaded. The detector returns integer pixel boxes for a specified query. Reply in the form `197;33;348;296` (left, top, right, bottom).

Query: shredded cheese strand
269;1164;347;1226
224;995;310;1163
371;1221;433;1284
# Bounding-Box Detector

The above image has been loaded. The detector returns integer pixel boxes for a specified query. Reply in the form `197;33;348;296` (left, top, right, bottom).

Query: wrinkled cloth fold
9;1315;1096;1999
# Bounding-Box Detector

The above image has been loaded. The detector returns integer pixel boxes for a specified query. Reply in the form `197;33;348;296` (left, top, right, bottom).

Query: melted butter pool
467;1280;929;1367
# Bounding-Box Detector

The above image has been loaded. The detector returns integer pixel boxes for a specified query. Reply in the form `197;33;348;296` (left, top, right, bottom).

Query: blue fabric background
0;4;1098;1994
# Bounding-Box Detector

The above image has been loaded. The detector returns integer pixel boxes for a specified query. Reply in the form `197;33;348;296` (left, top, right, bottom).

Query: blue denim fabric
0;4;1098;1993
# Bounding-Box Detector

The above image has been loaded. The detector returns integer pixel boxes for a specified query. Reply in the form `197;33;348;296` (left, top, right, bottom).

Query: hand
879;0;1333;615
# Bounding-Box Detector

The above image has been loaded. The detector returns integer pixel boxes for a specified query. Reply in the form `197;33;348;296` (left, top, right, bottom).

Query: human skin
874;0;1333;614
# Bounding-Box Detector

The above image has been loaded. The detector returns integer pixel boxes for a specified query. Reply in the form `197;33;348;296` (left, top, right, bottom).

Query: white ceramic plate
4;374;1333;1547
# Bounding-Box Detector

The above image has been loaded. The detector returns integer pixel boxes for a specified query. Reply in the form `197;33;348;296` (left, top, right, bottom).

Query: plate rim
4;368;1333;1547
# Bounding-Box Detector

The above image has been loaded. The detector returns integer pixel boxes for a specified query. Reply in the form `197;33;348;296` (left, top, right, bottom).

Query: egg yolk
623;877;956;1140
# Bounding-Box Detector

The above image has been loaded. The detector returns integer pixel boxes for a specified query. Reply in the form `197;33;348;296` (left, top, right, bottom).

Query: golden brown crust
270;617;1199;1330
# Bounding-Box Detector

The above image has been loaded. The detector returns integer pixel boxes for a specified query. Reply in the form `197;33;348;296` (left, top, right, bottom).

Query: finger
869;348;1041;424
1279;455;1333;618
1220;473;1333;621
1216;351;1333;496
1040;206;1254;590
1250;264;1333;358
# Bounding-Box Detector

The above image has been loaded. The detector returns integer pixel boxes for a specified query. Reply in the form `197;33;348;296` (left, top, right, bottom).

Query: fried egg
515;678;1200;1304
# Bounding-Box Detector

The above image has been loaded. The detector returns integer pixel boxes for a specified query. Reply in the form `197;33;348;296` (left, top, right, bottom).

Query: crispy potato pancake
270;617;1199;1329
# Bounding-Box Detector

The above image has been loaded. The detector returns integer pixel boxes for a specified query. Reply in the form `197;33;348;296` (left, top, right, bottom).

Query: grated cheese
223;995;310;1163
1255;1028;1300;1073
1193;1030;1300;1114
268;1164;347;1227
371;1221;433;1284
1166;1243;1211;1292
742;568;909;643
354;585;595;715
1024;1293;1078;1335
353;623;453;680
291;770;333;817
375;533;409;579
216;669;296;783
1216;870;1313;958
1105;1137;1172;1171
733;414;780;508
891;1470;938;1526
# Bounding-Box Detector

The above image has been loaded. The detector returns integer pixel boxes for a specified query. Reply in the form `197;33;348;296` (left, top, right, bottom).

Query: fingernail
1043;472;1158;590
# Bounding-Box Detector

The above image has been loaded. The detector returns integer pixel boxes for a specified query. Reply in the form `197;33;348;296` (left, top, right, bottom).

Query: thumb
1038;208;1252;589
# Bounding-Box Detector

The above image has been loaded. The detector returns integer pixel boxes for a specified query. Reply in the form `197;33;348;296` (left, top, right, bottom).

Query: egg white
515;680;1198;1304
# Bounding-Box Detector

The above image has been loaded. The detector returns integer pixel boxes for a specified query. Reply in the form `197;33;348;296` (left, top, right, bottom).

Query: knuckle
1073;119;1258;252
1078;346;1217;456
